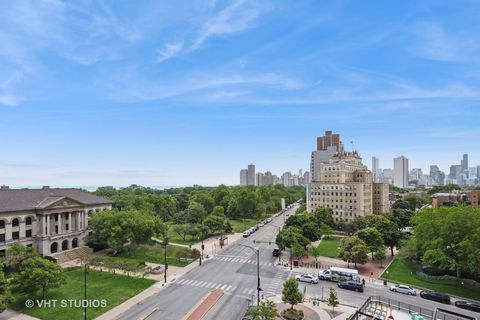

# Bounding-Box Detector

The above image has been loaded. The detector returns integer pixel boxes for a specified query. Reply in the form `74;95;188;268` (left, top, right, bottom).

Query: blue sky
1;0;480;187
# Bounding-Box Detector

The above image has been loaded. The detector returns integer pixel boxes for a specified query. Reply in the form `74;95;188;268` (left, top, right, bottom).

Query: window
0;220;4;228
26;229;32;238
12;218;19;227
12;231;19;240
0;234;4;242
26;217;32;225
66;224;69;231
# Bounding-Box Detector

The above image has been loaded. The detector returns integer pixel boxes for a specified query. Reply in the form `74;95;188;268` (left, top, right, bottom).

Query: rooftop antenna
350;140;354;152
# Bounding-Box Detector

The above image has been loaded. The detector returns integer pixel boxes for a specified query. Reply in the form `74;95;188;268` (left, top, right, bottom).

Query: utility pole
164;213;168;284
199;224;204;266
256;249;260;306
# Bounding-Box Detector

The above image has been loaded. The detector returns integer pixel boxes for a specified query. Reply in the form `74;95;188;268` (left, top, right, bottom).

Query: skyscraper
393;156;409;188
372;156;380;181
240;169;248;185
429;165;445;186
256;172;264;186
311;131;344;182
247;164;255;185
461;154;469;171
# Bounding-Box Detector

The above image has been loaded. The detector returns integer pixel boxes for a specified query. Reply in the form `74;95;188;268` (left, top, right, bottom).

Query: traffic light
201;244;204;250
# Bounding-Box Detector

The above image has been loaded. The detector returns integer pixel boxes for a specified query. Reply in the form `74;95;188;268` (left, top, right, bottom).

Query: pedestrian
362;278;365;287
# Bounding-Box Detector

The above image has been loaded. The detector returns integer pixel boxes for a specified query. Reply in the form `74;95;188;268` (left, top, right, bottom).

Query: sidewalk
96;232;242;320
0;309;39;320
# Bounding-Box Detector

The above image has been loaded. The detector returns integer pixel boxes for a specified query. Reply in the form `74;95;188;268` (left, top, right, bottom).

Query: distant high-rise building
256;172;264;186
429;165;445;186
282;172;292;186
264;171;273;185
393;156;409;188
372;156;380;181
303;171;311;184
247;164;255;185
240;169;248;186
410;168;423;185
311;131;344;182
317;130;343;152
468;167;477;179
477;166;480;180
461;154;469;171
449;165;462;182
381;168;394;185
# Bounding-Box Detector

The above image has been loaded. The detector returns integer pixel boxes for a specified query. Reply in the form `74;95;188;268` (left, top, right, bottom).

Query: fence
351;296;434;320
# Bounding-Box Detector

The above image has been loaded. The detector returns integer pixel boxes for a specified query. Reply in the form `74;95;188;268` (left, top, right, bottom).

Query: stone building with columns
0;186;112;259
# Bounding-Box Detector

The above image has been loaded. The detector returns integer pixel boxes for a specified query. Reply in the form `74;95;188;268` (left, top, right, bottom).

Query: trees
275;227;310;250
172;224;191;242
338;236;369;268
185;201;208;223
0;271;12;313
327;287;339;312
356;227;384;257
87;208;164;252
292;241;306;262
412;206;480;279
203;214;227;235
390;208;415;229
313;207;335;228
374;246;387;267
320;223;333;239
247;300;278;320
374;219;402;256
4;243;40;274
13;257;66;299
282;278;303;310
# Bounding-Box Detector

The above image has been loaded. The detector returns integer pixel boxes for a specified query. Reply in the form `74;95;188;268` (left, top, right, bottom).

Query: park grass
229;218;260;233
165;225;197;246
315;236;342;258
383;254;480;301
115;243;199;267
11;267;154;320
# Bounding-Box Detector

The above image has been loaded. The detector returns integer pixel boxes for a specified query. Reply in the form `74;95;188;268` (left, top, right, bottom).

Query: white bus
319;267;359;282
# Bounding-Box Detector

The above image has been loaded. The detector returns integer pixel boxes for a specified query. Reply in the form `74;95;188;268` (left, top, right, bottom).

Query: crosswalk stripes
174;278;237;292
212;255;274;266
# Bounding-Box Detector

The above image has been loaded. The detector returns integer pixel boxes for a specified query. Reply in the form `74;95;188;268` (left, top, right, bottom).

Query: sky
1;0;480;187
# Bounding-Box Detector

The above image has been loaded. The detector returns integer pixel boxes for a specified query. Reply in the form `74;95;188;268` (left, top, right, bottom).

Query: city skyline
1;1;480;187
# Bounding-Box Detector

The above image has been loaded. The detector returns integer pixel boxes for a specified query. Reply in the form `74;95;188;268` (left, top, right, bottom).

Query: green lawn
383;254;480;301
315;236;342;258
11;267;154;320
115;243;199;267
229;218;260;233
165;225;197;246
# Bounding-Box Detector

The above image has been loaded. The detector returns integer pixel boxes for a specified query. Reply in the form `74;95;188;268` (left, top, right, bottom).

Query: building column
58;213;62;234
85;211;89;228
46;215;50;236
68;212;72;232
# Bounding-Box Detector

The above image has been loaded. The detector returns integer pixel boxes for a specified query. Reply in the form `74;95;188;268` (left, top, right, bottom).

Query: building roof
0;188;112;213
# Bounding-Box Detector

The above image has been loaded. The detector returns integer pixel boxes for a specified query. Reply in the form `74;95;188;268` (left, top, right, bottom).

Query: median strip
184;289;224;320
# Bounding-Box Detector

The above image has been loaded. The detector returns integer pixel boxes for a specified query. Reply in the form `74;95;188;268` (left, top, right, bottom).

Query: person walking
362;278;366;287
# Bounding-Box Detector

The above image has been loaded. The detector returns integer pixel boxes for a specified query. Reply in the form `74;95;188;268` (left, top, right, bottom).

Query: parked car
420;290;451;304
455;301;480;313
150;266;165;274
243;230;251;238
272;248;282;257
337;280;364;292
259;222;265;227
295;273;319;284
389;284;416;296
267;217;272;223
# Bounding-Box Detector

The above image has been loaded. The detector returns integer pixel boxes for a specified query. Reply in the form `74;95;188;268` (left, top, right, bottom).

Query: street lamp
199;223;205;266
163;214;168;284
239;244;261;306
83;263;88;320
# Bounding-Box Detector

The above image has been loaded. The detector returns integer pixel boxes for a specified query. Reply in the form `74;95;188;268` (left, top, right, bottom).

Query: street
117;204;479;320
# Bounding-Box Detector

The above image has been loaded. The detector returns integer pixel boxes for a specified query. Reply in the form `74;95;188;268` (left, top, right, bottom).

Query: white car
242;230;251;238
267;217;272;223
259;222;265;227
295;274;319;284
390;284;416;296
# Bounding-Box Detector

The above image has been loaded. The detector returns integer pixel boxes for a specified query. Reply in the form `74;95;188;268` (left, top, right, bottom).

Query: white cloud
156;42;184;63
408;21;480;62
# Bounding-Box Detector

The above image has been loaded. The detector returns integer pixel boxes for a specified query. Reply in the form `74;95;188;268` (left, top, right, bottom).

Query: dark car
272;248;282;257
455;301;480;313
337;280;363;292
420;290;451;304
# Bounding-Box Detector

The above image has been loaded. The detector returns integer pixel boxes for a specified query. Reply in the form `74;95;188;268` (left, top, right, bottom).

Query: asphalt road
117;204;479;320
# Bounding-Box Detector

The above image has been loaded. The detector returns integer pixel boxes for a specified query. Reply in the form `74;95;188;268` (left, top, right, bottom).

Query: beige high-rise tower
307;149;389;222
